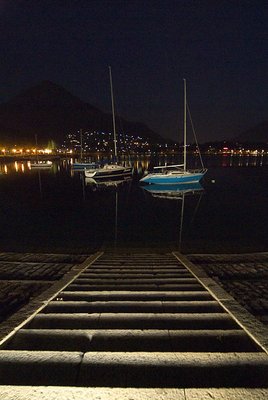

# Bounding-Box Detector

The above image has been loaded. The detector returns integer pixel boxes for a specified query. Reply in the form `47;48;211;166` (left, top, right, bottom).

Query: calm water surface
0;155;268;254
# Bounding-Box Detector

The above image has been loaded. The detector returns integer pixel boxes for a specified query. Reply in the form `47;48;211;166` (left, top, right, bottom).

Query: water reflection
84;177;132;247
0;160;54;174
142;182;204;199
37;170;43;198
0;154;268;176
85;177;132;191
202;154;268;168
1;154;268;253
142;182;204;251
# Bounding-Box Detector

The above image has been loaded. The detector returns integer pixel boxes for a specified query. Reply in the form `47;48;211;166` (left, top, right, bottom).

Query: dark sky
1;0;267;143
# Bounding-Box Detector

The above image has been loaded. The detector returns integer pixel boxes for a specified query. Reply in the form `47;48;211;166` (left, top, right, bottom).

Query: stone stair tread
74;278;197;284
59;290;212;301
85;268;187;272
67;284;203;291
6;329;258;352
77;352;268;387
0;350;82;386
44;300;223;313
0;351;267;387
79;273;192;278
28;312;238;330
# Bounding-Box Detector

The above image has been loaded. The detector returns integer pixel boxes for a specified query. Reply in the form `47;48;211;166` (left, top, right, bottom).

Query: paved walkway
0;252;88;324
0;386;267;400
188;252;268;325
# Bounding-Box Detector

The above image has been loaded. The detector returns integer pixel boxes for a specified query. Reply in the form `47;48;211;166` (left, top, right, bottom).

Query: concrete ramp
0;250;268;398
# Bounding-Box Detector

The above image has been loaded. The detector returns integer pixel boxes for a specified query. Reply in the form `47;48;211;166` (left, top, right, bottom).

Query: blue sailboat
140;79;207;185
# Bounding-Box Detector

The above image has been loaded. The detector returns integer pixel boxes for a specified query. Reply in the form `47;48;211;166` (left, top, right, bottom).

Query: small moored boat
31;135;52;169
140;79;207;185
84;163;132;180
30;161;52;169
84;66;132;181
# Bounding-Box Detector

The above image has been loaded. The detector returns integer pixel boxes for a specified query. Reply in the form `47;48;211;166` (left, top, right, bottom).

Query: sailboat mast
35;134;39;163
109;66;118;161
80;129;83;160
183;79;187;172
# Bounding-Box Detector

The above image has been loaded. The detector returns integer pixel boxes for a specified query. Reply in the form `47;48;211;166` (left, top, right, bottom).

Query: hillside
0;81;166;146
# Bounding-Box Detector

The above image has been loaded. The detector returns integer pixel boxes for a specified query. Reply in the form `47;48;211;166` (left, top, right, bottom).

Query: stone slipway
0;249;267;399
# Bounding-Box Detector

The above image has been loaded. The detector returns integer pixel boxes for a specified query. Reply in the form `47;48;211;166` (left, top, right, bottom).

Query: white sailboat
140;79;207;185
30;160;52;169
84;67;132;180
30;135;52;169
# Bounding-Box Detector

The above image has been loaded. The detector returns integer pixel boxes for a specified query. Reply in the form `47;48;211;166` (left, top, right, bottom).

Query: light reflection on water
1;154;268;175
0;155;268;254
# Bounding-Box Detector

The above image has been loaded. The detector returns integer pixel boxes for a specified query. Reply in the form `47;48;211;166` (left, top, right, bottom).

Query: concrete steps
25;312;239;330
67;283;204;291
0;351;267;387
1;251;267;389
9;329;258;352
58;290;212;301
44;300;223;313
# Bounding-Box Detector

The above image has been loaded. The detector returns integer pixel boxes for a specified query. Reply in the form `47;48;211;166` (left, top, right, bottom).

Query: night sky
1;0;267;143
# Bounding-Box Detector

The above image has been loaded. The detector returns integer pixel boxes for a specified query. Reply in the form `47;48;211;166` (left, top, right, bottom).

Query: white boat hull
30;162;52;169
140;169;207;185
84;164;132;180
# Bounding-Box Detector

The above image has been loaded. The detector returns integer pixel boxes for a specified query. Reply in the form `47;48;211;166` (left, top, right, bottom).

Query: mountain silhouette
0;81;166;146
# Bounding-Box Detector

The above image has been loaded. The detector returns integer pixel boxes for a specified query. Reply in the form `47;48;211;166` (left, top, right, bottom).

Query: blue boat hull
140;171;206;185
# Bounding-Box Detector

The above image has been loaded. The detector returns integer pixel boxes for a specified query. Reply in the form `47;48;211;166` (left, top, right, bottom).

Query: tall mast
35;134;39;163
80;129;83;160
109;66;117;161
183;78;187;172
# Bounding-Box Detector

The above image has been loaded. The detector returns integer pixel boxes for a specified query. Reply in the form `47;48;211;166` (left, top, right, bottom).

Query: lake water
0;155;268;254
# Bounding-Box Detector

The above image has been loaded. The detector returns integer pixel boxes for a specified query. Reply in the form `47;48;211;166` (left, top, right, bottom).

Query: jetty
0;249;267;399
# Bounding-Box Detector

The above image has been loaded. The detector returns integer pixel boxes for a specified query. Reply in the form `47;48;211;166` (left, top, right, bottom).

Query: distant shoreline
0;150;268;162
0;154;61;161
